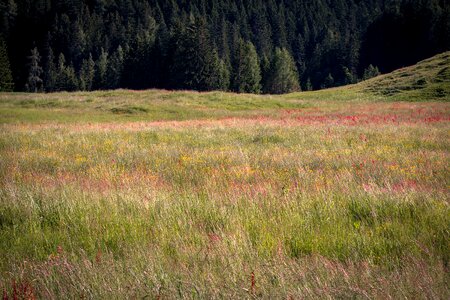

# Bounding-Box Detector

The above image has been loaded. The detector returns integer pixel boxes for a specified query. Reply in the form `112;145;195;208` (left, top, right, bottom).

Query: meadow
0;53;449;298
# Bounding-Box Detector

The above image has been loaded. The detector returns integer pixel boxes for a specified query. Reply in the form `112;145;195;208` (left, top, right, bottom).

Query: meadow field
0;53;449;298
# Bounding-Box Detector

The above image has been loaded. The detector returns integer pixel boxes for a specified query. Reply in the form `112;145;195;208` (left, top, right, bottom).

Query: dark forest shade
0;37;13;91
0;0;448;93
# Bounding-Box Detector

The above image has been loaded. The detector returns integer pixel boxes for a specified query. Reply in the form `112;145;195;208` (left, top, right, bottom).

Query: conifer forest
0;0;448;93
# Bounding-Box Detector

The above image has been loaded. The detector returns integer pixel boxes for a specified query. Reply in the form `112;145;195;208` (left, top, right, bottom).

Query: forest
0;0;448;93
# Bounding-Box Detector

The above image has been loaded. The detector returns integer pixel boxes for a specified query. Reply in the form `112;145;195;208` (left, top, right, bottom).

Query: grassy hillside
360;51;450;101
0;54;449;298
0;52;448;125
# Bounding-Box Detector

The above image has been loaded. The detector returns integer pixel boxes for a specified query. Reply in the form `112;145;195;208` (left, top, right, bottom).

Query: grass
0;52;449;298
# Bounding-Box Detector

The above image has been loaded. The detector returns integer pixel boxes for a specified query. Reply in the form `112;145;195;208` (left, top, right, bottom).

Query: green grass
0;52;449;298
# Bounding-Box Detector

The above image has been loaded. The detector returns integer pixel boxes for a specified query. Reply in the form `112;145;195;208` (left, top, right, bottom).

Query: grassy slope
0;51;448;125
0;53;449;298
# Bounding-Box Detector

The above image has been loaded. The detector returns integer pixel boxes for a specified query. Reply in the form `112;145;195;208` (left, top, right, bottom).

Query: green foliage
264;48;300;94
360;52;449;101
208;50;230;91
80;53;95;91
170;16;227;91
0;37;13;92
363;64;381;80
321;73;335;89
55;53;78;91
106;46;124;89
305;77;313;91
44;48;57;92
26;47;43;92
343;66;357;85
232;39;261;93
2;0;447;93
95;48;108;89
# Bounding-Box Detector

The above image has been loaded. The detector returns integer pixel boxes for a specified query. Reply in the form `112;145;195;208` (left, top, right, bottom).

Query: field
0;53;449;298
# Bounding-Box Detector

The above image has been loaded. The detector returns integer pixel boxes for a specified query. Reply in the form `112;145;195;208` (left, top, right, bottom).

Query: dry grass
0;53;449;298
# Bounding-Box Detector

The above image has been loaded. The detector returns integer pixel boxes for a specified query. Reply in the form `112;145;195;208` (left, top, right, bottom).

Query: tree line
0;0;448;93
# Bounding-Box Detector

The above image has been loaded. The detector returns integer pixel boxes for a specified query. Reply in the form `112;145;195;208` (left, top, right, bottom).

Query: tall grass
0;95;448;298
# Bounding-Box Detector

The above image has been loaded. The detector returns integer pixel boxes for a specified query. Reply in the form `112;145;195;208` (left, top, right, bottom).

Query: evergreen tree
44;48;57;92
264;48;300;94
217;58;230;91
170;17;224;91
363;64;380;80
95;48;108;89
26;47;43;92
63;64;78;91
305;78;313;91
342;66;357;85
321;73;335;89
80;53;95;91
1;0;446;92
0;37;13;91
106;46;124;89
232;39;261;93
55;53;66;91
206;49;230;91
55;53;78;91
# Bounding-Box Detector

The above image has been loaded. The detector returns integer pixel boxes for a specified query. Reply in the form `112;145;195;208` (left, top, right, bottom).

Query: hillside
360;51;450;101
0;52;448;126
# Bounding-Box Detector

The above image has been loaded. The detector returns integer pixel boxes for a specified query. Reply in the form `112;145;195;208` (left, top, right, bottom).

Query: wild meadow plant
0;59;449;298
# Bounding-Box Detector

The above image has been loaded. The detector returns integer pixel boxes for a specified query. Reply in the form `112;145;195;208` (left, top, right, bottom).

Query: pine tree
80;53;95;91
305;78;313;91
232;39;261;93
264;48;300;94
363;64;380;80
170;16;225;91
106;46;124;89
217;58;230;91
26;47;43;92
44;48;57;92
0;37;13;91
55;53;78;91
95;48;108;89
342;66;357;85
205;48;230;91
321;73;335;89
55;53;66;91
63;64;78;91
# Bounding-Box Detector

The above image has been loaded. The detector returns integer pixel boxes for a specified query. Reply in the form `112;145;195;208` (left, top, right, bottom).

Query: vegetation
0;0;448;92
0;53;449;298
0;37;13;92
264;47;300;94
359;51;450;101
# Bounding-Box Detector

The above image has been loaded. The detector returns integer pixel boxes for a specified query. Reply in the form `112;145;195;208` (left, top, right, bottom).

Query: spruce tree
44;48;57;92
232;39;261;93
264;48;300;94
95;48;108;89
363;64;380;80
106;46;124;89
206;48;230;91
55;53;78;91
26;47;43;92
170;17;225;91
305;78;313;91
0;37;13;91
80;54;95;91
342;66;357;85
55;53;67;91
63;64;78;91
321;73;335;89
